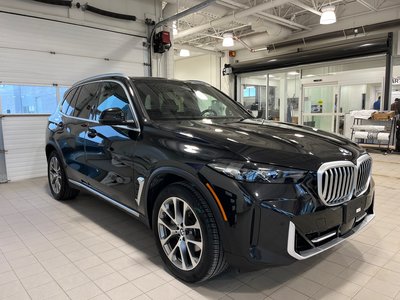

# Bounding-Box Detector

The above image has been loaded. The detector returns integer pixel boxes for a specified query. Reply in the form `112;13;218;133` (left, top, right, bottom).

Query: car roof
71;73;208;87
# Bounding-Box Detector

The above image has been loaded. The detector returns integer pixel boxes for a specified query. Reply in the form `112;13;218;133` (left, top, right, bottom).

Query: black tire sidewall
152;183;220;282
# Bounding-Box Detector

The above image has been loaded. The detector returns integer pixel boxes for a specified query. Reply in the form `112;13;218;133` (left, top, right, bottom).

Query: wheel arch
143;167;226;231
45;142;57;160
45;141;66;166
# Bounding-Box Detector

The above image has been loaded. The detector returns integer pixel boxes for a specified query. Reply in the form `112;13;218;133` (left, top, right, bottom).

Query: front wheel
152;182;227;282
47;151;79;200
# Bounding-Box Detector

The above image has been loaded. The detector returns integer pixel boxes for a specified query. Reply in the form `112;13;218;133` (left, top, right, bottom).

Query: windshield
134;80;250;120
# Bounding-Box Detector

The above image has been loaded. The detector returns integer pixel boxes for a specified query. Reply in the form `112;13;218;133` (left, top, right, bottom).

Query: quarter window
65;87;80;116
61;88;78;115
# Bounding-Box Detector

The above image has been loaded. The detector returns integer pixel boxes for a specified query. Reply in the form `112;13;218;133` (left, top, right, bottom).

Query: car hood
157;118;365;171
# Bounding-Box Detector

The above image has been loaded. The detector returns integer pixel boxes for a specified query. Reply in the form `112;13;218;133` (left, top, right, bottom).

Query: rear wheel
47;151;79;200
153;182;227;282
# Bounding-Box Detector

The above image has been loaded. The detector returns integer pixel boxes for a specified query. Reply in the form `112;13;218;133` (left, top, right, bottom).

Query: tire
47;151;79;200
152;182;228;282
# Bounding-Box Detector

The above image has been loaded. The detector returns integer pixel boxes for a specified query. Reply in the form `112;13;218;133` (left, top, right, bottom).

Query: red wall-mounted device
154;31;171;53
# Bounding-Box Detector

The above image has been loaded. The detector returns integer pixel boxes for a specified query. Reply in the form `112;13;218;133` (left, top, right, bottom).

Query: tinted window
93;82;133;121
73;83;100;119
61;88;78;115
134;80;248;120
65;87;80;116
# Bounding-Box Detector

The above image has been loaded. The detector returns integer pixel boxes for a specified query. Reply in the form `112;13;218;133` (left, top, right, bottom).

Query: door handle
88;128;97;138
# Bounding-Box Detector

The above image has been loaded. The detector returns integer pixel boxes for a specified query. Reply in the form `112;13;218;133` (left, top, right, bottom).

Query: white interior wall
340;85;367;113
174;54;221;88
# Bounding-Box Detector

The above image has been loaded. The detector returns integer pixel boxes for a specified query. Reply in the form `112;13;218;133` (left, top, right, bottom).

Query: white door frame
301;81;340;133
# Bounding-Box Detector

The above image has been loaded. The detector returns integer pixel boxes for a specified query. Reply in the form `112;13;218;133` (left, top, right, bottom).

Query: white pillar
279;75;287;122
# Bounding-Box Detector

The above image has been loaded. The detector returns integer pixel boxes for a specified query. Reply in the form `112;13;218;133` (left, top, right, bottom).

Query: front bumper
199;166;375;269
287;212;374;260
235;186;375;268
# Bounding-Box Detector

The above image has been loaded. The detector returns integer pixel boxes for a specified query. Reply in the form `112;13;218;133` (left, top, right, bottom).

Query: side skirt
68;179;141;218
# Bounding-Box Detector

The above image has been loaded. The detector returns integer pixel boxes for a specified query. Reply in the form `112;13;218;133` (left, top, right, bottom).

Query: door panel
85;124;138;208
58;116;87;181
84;81;138;208
57;87;87;181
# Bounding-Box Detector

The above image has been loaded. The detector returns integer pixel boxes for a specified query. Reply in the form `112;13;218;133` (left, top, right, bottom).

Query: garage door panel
2;116;48;181
0;13;147;63
0;12;147;182
0;48;145;85
5;148;47;181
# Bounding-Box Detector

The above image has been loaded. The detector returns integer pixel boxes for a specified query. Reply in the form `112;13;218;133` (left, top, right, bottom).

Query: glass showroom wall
237;55;386;137
240;70;301;123
0;84;69;114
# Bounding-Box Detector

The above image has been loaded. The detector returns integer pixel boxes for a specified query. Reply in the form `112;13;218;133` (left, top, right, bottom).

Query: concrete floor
0;152;400;300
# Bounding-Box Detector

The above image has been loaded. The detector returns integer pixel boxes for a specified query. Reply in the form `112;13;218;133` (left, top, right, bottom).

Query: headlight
208;161;308;183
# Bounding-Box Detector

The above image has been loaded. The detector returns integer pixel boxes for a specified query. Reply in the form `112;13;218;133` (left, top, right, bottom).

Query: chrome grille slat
332;169;338;201
355;156;372;197
328;169;334;200
345;168;350;193
317;155;371;206
342;167;348;196
322;173;328;199
337;168;343;200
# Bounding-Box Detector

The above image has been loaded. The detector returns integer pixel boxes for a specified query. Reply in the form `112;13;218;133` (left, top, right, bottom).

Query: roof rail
72;73;130;86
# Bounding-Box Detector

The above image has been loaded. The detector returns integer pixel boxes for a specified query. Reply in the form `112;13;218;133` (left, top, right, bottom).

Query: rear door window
73;83;101;119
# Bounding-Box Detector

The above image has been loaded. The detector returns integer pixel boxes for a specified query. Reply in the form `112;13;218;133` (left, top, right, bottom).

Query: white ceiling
165;0;400;55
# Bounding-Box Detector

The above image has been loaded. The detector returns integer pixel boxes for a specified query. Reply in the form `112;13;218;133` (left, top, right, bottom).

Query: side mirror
99;108;126;125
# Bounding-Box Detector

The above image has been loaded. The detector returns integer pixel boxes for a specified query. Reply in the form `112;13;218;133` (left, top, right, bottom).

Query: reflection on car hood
157;118;365;171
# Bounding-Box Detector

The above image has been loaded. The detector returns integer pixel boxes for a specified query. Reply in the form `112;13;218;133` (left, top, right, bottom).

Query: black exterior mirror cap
99;107;127;125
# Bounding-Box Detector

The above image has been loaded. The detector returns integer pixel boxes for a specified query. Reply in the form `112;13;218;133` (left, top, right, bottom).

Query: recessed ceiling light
288;71;300;75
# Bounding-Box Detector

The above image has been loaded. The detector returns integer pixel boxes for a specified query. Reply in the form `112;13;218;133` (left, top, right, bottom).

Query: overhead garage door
0;12;148;182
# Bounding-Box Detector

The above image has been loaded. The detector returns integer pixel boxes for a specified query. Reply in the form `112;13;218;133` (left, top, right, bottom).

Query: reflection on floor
0;152;400;300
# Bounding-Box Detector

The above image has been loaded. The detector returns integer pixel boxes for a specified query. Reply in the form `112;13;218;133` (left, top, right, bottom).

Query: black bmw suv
46;73;375;282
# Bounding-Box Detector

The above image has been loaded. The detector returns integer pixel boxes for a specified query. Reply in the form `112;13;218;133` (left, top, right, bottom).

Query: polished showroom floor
0;152;400;300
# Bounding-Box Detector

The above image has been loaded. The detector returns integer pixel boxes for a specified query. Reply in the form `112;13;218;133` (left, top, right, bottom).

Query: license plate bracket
343;196;366;224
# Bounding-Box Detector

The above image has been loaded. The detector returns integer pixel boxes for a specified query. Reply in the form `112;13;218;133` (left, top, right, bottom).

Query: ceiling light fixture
172;21;178;36
179;49;190;57
320;5;336;25
222;33;234;47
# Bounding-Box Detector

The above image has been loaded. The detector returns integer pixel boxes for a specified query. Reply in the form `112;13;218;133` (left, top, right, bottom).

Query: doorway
302;84;341;133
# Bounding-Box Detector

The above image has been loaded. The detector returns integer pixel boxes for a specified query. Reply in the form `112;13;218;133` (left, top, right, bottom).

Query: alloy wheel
49;156;62;194
157;197;203;271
